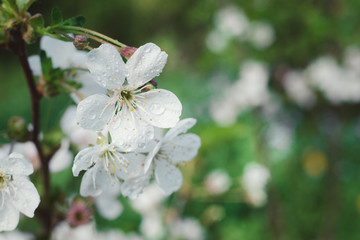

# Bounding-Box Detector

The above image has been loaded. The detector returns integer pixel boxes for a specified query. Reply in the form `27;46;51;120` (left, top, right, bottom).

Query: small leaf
51;7;63;26
1;0;18;16
40;50;53;76
28;13;44;29
63;16;86;27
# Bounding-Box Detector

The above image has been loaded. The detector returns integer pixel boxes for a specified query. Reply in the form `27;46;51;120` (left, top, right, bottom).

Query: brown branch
8;28;53;239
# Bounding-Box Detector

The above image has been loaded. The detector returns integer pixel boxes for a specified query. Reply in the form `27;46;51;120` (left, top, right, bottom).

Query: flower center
120;90;133;101
0;173;12;189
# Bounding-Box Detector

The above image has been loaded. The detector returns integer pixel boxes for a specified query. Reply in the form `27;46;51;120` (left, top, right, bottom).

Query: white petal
76;94;114;131
27;55;42;76
72;146;99;176
49;139;73;173
136;89;182;128
164;118;197;140
11;176;40;218
0;200;19;231
41;36;87;69
86;44;126;89
143;141;162;173
154;159;183;195
162;133;201;164
95;183;123;220
2;152;34;176
115;152;146;180
121;168;152;199
126;43;168;88
80;164;117;197
79;167;100;197
71;72;107;104
110;110;154;151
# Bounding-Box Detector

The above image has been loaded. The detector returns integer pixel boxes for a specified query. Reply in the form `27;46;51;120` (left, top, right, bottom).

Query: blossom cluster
72;42;201;199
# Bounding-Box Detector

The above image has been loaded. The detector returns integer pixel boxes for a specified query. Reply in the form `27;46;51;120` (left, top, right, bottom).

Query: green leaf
51;7;62;26
40;50;53;76
1;0;18;16
17;0;36;13
63;15;85;27
28;13;44;29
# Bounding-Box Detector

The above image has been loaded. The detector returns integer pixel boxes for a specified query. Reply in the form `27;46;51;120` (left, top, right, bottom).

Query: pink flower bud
120;46;137;59
73;35;88;50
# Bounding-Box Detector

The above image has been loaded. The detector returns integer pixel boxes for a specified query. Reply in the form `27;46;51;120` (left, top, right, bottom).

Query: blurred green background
2;0;360;239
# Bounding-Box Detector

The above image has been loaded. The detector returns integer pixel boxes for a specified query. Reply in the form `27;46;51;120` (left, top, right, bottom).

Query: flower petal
95;183;123;220
86;44;126;89
121;167;152;199
41;36;87;69
0;200;19;231
79;167;100;197
110;109;154;151
162;133;201;164
28;55;42;76
143;141;162;173
76;94;114;131
73;146;99;176
115;152;146;180
11;176;40;218
164;118;197;140
126;43;168;88
2;152;34;176
154;159;183;195
136;89;182;128
49;139;73;173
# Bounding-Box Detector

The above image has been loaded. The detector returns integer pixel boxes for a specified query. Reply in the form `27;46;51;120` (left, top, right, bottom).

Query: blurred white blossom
246;21;275;49
210;60;270;125
169;218;204;240
204;169;231;195
241;162;270;207
283;71;316;109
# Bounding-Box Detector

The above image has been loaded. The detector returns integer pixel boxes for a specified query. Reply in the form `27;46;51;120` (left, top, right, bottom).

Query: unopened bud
120;46;137;59
7;116;29;142
67;198;93;227
73;35;88;50
140;79;158;92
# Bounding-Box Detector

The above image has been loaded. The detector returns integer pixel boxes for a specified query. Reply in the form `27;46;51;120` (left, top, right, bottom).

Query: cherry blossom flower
0;153;40;231
72;133;146;197
122;118;201;197
204;169;231;195
76;43;182;151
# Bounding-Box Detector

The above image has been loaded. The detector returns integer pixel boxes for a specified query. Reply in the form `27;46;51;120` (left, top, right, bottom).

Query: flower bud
140;79;158;92
73;35;89;50
7;116;29;142
120;46;137;59
67;198;93;227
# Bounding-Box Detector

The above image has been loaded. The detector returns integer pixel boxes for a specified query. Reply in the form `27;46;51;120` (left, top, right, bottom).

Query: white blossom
72;134;146;197
0;153;40;231
204;169;231;195
210;61;270;125
169;217;204;240
246;21;275;49
283;71;316;109
76;43;182;151
241;162;270;207
122;118;201;197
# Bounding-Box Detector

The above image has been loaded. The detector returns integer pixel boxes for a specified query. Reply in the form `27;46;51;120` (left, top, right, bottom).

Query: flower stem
57;26;127;49
8;28;53;239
